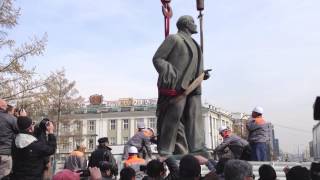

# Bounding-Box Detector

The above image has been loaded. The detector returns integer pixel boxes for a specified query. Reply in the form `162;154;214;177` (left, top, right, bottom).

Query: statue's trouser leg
183;94;205;153
157;96;187;155
173;122;188;155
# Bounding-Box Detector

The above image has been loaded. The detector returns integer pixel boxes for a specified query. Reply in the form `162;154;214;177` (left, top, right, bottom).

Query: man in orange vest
246;106;267;161
124;146;146;179
64;144;87;171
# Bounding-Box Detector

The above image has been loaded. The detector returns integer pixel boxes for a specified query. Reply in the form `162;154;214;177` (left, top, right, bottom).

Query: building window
135;118;144;129
61;123;69;133
60;138;69;152
74;139;81;149
88;138;94;150
110;137;116;145
123;119;129;129
148;118;156;129
88;120;96;133
123;137;128;144
62;143;69;151
110;119;116;130
76;121;81;129
74;121;81;134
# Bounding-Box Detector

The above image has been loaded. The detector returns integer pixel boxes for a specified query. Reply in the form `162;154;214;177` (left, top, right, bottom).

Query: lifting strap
161;0;173;38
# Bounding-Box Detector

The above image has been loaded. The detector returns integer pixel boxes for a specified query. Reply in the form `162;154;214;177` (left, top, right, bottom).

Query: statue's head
176;15;198;34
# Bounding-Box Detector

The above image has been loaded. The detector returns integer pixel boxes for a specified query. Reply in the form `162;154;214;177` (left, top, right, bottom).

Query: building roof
60;110;156;120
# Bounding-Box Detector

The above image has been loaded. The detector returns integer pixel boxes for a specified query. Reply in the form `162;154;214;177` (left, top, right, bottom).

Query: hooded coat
11;133;56;180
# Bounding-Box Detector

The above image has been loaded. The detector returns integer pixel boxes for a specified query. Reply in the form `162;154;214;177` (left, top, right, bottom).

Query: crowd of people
1;98;320;180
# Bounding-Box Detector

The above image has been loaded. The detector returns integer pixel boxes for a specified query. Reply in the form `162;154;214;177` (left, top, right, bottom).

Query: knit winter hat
17;116;33;131
53;169;80;180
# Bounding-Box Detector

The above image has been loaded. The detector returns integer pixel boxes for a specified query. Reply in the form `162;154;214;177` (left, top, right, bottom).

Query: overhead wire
272;123;311;134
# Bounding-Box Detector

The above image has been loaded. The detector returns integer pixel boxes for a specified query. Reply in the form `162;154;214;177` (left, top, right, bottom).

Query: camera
314;97;320;120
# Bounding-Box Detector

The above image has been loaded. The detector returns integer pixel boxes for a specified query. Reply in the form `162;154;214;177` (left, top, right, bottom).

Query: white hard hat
147;128;155;135
128;146;138;154
218;126;229;133
137;121;145;129
253;106;264;114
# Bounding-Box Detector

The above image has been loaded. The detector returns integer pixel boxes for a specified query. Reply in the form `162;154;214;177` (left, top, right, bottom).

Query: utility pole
298;144;300;162
196;0;204;52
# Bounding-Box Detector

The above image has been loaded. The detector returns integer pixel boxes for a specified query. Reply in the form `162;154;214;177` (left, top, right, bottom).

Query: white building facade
57;98;234;157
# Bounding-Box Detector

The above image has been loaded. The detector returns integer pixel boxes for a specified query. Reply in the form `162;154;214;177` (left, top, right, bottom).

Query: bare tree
0;0;47;100
44;69;84;137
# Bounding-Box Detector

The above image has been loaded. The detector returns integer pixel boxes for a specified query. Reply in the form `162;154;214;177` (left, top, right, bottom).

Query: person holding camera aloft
10;116;57;180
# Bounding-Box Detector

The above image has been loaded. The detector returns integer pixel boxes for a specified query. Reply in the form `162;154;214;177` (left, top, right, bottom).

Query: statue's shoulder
165;34;183;43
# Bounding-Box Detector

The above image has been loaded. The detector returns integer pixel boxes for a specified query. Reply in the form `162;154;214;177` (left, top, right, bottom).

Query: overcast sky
12;0;320;153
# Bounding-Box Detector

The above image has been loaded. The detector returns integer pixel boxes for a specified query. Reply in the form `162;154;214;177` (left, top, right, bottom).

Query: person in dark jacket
310;162;320;180
286;166;310;180
142;157;179;180
179;155;202;180
215;126;250;160
88;137;118;178
10;116;56;180
258;164;276;180
0;99;18;179
120;167;136;180
99;161;115;180
123;122;154;160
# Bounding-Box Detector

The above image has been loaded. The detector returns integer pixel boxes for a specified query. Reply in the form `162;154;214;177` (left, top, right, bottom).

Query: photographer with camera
10;116;56;180
34;118;55;179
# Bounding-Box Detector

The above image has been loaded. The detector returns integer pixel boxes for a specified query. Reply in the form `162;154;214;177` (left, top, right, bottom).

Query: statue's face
187;18;198;34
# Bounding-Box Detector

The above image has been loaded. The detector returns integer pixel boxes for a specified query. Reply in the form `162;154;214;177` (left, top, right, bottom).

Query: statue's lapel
178;32;194;59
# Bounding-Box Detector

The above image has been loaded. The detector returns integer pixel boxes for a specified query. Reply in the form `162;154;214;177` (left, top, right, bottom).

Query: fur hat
98;137;109;144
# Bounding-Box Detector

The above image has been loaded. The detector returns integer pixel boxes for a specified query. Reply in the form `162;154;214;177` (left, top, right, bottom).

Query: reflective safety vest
124;155;146;179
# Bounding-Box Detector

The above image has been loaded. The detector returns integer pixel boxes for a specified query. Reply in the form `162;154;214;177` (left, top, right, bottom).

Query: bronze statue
153;15;211;156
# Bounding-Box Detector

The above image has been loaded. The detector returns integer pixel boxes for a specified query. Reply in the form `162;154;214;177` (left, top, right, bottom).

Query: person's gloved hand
203;69;212;80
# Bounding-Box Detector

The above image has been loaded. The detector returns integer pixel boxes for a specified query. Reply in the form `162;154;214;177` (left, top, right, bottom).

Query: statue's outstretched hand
204;69;212;80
